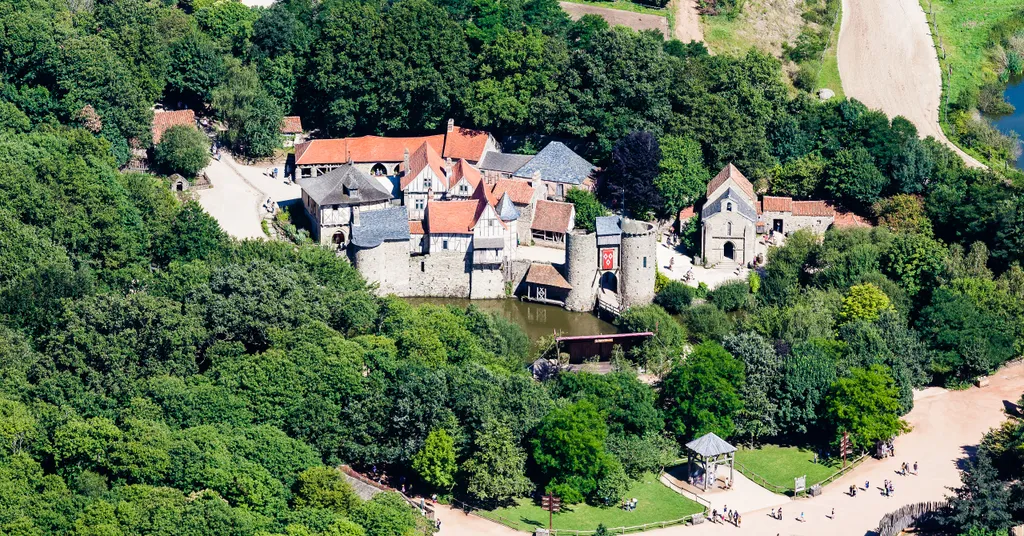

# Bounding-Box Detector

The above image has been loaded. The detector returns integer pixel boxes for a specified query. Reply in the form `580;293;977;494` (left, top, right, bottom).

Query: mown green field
922;0;1022;108
734;445;840;494
478;473;704;532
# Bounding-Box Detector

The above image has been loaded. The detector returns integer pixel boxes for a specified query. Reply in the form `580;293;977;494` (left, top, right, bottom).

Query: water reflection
403;297;619;348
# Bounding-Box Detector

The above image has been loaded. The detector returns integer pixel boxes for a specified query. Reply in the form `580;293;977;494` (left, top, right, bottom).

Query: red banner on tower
601;248;615;270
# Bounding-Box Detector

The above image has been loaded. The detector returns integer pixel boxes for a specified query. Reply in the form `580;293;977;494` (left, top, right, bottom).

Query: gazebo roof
685;433;736;458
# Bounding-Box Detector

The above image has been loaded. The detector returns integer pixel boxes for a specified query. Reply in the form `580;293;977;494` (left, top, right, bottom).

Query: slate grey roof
595;215;623;236
496;193;520;221
297;165;392;206
685;432;736;458
701;187;757;222
479;151;534;174
350;206;410;248
513;142;595;185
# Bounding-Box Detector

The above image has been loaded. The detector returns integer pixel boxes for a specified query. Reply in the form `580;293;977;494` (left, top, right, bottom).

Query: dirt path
672;0;703;43
560;2;669;37
439;361;1024;535
836;0;984;168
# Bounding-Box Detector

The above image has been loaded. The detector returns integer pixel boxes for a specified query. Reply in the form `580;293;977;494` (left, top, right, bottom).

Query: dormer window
424;178;432;190
726;202;733;212
460;184;468;193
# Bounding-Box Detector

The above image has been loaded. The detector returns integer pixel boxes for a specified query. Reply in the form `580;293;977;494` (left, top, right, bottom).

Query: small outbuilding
280;116;304;147
531;199;575;246
169;173;190;192
685;432;737;492
523;263;572;306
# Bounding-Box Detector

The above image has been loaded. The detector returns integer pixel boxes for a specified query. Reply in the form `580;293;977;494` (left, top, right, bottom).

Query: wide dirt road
438;361;1024;535
837;0;984;168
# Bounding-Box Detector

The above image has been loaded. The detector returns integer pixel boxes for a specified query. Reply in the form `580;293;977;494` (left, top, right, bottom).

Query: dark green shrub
685;304;734;341
654;281;695;314
708;281;751;312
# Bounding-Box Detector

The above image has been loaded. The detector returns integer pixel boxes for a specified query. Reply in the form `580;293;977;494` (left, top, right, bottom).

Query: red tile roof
791;200;835;217
280;116;303;134
152;110;196;144
426;199;481;234
401;141;448;190
491;178;535;205
295;135;446;166
678;205;695;221
451;159;482;191
443;126;491;161
761;195;793;212
831;204;873;228
471;180;498;207
525;263;572;289
531;200;574;233
707;163;756;203
409;221;425;234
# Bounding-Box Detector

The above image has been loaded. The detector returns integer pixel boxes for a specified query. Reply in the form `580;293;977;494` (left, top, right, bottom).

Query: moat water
988;73;1024;170
404;297;619;349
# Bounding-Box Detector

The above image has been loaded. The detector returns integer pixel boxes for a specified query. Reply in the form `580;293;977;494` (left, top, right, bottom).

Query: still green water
404;297;618;346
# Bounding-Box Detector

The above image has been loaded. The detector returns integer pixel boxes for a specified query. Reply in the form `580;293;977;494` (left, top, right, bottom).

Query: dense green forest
0;0;1023;533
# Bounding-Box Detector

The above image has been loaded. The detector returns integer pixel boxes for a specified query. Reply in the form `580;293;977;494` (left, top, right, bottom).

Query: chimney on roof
352;206;361;226
445;158;453;178
402;148;410;175
447;118;454;133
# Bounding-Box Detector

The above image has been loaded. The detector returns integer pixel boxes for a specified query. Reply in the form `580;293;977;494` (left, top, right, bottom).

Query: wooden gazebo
685;432;737;491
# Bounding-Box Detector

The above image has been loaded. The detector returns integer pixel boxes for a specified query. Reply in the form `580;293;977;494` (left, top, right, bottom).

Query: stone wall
403;252;472;298
619;220;657;309
352;240;410;295
508;259;533;295
564;230;599;312
470;267;504;299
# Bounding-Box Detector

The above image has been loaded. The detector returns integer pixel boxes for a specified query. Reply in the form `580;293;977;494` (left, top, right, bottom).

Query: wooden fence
875;500;946;536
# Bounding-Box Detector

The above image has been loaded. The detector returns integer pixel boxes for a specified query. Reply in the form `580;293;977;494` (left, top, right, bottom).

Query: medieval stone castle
293;121;658;313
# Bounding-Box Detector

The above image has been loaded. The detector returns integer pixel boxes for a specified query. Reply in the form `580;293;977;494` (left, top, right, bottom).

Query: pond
988;73;1024;170
403;297;619;348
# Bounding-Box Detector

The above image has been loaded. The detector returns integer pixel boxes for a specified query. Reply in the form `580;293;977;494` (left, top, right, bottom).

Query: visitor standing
914;461;919;475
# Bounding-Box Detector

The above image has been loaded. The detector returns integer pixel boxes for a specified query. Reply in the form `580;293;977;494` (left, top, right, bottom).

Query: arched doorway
601;271;618;293
370;163;387;176
332;231;346;247
723;241;735;260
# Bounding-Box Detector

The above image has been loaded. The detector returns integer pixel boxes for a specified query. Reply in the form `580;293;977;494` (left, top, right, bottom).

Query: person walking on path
913;461;919;475
778;507;783;520
831;507;835;519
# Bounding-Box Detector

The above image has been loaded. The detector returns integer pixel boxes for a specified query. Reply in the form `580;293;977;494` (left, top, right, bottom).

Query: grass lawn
921;0;1021;110
815;2;845;99
478;473;704;532
560;0;668;17
734;445;840;494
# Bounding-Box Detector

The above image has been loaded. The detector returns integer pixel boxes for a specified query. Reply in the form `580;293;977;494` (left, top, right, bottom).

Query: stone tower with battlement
563;217;656;312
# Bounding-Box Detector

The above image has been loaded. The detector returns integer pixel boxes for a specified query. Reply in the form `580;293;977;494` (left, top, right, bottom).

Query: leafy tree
212;61;283;158
531;400;612;504
617;305;686;370
776;338;843;436
463;421;533;504
655;136;708;216
166;29;227;108
605;432;678;478
707;281;750;312
940;449;1014;534
154;126;211;179
684;303;734;341
882;232;947;299
825;365;909;451
411;428;457;491
603;131;663;217
839;283;892;324
552;371;663;437
660;342;744;440
825;147;888;210
723;333;781;442
873;194;933;236
351;492;419;536
654;280;694;314
769;152;827;198
294;467;360;514
565;188;608;233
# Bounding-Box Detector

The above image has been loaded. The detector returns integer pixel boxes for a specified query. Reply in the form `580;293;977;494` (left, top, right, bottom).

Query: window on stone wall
726;202;733;212
421;261;425;272
643;257;647;268
727;221;732;235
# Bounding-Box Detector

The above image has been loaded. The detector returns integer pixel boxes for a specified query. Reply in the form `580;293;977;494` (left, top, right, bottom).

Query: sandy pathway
836;0;983;168
672;0;703;43
560;2;670;37
439;361;1024;535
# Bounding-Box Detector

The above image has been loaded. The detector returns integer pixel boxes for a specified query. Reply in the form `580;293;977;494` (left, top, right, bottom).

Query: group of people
263;197;276;214
882;479;895;497
622;497;639;511
711;506;741;526
900;461;919;476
